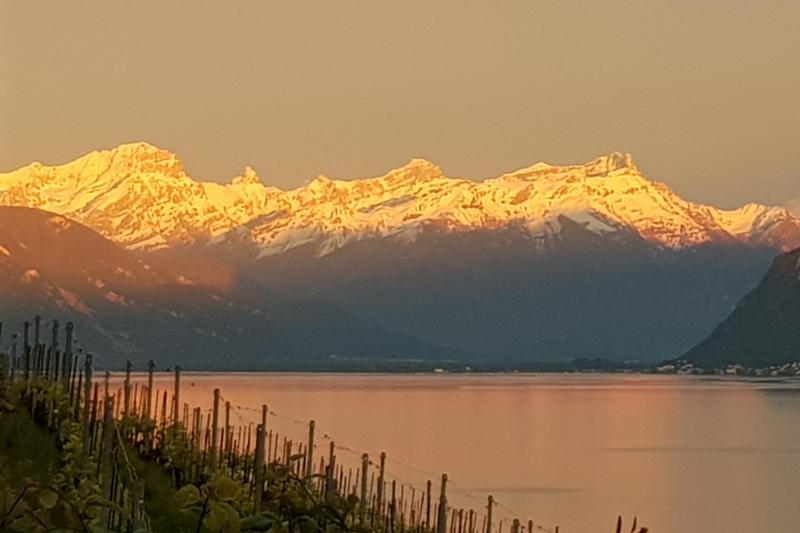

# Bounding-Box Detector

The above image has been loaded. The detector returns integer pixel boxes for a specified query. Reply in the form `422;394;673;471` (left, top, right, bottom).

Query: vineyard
0;317;647;533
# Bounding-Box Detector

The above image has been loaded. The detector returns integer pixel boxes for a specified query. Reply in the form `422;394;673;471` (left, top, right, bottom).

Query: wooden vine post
61;322;73;390
360;453;369;524
123;360;132;418
377;451;387;513
81;354;93;460
253;423;265;514
437;474;448;533
211;388;220;470
33;315;41;353
173;365;181;426
325;441;337;502
146;359;155;420
100;395;115;526
225;400;231;456
50;319;59;380
10;333;17;384
22;321;30;382
486;495;494;533
306;420;315;479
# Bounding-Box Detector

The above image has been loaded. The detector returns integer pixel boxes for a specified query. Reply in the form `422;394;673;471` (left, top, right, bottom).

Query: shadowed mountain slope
684;247;800;368
0;206;461;369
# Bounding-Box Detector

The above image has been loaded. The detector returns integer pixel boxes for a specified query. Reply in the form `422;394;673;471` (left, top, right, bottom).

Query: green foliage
0;411;60;485
0;480;122;532
171;463;368;533
0;377;117;532
161;424;193;473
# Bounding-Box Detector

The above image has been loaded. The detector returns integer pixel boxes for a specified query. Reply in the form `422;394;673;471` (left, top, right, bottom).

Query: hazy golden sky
1;1;798;207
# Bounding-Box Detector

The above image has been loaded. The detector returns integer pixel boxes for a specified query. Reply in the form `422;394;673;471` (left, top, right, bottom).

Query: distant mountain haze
0;206;456;368
2;143;799;364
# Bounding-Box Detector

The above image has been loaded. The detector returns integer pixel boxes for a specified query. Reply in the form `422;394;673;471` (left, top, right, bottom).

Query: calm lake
136;373;800;533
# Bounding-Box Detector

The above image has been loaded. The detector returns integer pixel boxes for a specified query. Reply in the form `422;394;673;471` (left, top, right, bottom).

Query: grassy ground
0;409;61;487
0;398;196;531
129;451;199;532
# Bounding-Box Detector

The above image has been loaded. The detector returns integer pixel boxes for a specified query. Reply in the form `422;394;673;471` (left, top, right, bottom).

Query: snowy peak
230;166;262;186
2;143;799;257
585;151;639;176
0;143;278;249
106;141;185;174
387;158;444;181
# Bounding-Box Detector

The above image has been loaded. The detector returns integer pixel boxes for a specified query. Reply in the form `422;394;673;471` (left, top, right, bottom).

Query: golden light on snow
1;143;799;259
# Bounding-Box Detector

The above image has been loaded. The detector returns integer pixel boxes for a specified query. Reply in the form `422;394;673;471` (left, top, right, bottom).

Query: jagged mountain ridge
2;142;799;255
684;246;800;368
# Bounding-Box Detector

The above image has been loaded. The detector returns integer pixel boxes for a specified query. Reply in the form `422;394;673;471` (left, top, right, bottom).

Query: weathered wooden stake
45;346;52;380
73;368;83;421
70;351;80;408
23;346;31;394
438;474;448;533
210;388;220;470
132;383;139;416
426;479;433;529
305;420;315;479
9;334;17;384
224;400;231;455
325;441;337;500
390;479;397;533
146;359;155;419
99;395;115;526
81;354;93;460
33;315;41;352
62;322;73;390
51;319;59;363
22;321;30;353
486;495;494;533
123;360;132;417
173;365;181;426
103;370;111;402
360;453;369;524
254;423;265;514
377;451;387;512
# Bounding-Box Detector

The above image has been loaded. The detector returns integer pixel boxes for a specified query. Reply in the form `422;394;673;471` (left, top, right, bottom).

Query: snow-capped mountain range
2;142;799;256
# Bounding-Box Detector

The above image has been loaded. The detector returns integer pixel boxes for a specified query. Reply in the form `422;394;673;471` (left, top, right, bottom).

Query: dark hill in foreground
684;247;800;368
